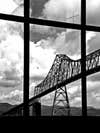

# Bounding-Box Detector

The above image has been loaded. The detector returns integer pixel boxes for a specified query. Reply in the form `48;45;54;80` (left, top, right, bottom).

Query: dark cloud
30;31;50;43
30;24;65;43
0;67;22;88
0;82;23;96
3;68;20;81
0;80;20;88
30;0;49;17
87;6;100;26
31;29;81;57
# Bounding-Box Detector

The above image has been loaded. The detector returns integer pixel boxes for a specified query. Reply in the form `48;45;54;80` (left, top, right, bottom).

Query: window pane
0;20;23;115
86;0;100;26
29;24;81;116
0;0;24;16
86;31;100;54
40;80;82;116
87;73;100;116
30;0;81;24
86;31;100;116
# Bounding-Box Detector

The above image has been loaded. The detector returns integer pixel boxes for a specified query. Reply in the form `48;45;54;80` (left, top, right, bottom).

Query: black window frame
0;0;100;117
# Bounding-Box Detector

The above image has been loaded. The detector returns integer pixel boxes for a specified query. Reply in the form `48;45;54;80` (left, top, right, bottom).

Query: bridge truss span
34;49;100;97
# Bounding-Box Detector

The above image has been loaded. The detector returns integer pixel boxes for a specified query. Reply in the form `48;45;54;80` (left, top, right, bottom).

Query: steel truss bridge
1;49;100;116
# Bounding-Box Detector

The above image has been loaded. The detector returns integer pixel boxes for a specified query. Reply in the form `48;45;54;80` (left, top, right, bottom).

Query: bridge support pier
51;85;70;116
31;99;41;116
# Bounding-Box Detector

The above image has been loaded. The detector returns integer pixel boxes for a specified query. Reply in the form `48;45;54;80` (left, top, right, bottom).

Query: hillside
0;103;100;116
41;105;100;116
0;103;15;115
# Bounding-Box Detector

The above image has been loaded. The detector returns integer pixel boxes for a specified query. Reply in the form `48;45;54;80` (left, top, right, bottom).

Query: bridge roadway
1;49;100;116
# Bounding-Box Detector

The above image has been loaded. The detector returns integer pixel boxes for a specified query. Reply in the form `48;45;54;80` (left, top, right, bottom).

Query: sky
0;0;100;110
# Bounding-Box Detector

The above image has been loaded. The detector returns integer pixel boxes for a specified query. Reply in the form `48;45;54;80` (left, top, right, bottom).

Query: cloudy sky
0;0;100;112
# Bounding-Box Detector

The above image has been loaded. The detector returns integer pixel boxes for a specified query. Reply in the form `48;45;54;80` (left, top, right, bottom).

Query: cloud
0;0;17;14
54;30;81;57
86;0;100;26
68;86;79;95
0;79;20;88
0;19;24;105
68;80;100;108
0;34;24;78
30;0;100;26
86;32;96;44
30;24;65;43
86;32;100;54
35;29;81;59
13;0;23;5
0;89;23;105
30;0;49;17
30;41;56;79
70;97;81;107
12;3;24;16
87;72;100;82
0;20;24;80
42;0;80;22
0;20;23;40
30;25;53;43
42;0;100;25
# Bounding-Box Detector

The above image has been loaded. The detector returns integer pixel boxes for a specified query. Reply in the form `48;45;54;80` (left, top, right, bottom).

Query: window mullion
23;0;30;117
81;0;87;116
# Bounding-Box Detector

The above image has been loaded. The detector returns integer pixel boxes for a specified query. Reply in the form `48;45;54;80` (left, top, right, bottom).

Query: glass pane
30;0;81;24
86;31;100;116
86;31;100;54
0;20;23;115
41;80;82;116
29;24;81;116
86;0;100;26
87;73;100;116
0;0;24;16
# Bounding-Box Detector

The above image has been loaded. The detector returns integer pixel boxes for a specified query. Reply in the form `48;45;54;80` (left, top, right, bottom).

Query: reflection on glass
87;73;100;116
30;0;81;24
0;20;23;115
29;24;81;116
86;0;100;26
0;0;24;16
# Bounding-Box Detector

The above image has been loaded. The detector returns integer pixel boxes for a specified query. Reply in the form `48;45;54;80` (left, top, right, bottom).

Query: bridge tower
51;85;70;116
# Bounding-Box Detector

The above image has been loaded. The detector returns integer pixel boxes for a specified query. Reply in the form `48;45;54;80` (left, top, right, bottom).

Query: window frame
0;0;100;117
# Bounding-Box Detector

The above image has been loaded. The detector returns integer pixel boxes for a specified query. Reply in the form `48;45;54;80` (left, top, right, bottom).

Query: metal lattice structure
51;86;70;116
34;49;100;97
1;49;100;116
